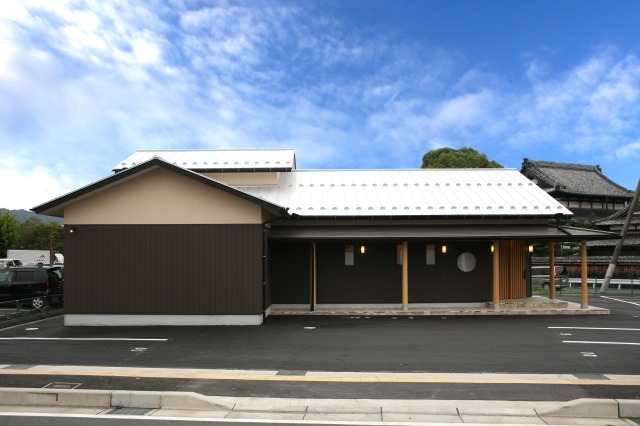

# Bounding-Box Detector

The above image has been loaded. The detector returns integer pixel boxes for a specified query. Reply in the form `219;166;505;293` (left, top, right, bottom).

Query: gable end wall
64;168;262;225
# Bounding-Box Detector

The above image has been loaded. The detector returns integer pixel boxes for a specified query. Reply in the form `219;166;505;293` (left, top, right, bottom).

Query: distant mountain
0;208;63;224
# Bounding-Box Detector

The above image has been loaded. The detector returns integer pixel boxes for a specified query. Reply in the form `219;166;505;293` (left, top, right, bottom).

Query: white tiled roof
237;169;572;217
114;149;296;171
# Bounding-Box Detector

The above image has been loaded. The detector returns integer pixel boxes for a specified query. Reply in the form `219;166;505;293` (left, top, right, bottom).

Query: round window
456;252;477;272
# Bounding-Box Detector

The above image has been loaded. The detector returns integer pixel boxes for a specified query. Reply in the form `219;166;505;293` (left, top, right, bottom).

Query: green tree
15;218;64;253
0;211;19;257
421;147;503;169
570;213;599;230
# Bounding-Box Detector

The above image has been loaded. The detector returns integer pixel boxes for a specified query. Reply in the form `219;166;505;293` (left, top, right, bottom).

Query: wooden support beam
402;241;408;311
492;240;500;310
549;242;555;300
581;240;588;309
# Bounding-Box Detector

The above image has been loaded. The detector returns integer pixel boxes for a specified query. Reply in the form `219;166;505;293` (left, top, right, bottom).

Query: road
0;295;638;402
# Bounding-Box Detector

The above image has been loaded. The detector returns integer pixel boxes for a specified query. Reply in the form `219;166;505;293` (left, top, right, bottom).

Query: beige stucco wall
202;172;280;185
65;167;262;224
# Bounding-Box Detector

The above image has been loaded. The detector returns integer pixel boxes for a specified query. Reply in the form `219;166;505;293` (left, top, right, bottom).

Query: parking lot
0;299;63;329
0;294;638;402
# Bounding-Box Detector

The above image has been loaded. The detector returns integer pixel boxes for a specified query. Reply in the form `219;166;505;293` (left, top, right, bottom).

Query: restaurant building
33;149;614;325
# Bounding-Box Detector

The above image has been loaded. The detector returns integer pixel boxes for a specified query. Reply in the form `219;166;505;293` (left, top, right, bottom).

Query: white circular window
456;252;477;272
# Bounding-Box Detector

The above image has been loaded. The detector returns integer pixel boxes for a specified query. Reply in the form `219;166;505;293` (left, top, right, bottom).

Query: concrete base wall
64;314;263;326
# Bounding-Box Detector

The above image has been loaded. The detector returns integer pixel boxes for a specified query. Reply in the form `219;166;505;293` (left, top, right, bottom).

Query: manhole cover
43;382;82;389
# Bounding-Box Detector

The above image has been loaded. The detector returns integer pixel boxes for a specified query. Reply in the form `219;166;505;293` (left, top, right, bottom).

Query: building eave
268;224;617;241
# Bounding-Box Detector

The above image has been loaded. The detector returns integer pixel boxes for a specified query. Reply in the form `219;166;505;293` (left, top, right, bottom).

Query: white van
531;265;567;289
0;259;23;268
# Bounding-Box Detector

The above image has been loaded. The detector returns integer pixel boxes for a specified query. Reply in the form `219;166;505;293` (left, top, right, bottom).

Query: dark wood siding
316;242;401;304
268;241;311;305
409;242;492;303
64;224;263;315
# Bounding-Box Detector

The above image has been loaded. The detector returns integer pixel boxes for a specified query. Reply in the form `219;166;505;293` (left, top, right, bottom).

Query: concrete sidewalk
1;387;639;425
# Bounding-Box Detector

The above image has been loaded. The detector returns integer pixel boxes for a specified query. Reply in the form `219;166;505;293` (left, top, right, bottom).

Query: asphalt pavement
0;294;639;424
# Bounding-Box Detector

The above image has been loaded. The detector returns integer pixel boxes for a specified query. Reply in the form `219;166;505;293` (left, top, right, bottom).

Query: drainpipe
261;208;294;322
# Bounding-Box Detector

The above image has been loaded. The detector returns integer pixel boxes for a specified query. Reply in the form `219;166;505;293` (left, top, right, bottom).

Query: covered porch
266;224;616;315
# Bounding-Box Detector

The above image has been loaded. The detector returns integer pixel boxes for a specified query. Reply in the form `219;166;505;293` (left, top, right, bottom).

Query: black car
0;265;64;309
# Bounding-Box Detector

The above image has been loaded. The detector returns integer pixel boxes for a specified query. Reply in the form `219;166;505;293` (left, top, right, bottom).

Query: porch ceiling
268;225;617;242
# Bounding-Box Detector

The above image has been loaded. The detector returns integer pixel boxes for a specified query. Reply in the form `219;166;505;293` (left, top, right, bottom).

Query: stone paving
269;297;610;317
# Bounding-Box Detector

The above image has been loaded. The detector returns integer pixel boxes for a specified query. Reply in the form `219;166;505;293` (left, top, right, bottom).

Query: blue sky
2;0;640;210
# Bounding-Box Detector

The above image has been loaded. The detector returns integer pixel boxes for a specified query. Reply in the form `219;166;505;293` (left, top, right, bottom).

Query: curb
1;388;639;419
0;388;232;411
536;398;620;418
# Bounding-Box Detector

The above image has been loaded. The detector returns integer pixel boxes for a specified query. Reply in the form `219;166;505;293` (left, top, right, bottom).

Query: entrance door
497;240;527;299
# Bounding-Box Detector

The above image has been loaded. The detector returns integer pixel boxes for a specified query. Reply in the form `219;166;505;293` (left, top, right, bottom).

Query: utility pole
49;235;54;265
600;179;640;293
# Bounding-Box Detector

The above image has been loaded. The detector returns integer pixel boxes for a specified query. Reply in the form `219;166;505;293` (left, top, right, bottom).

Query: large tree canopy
421;147;503;169
15;218;64;252
0;214;64;257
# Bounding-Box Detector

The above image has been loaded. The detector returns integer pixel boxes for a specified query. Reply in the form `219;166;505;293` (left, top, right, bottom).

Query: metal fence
0;295;64;323
541;277;639;296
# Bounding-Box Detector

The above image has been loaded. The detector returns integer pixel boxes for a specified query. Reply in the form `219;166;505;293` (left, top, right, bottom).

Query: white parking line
599;295;640;307
563;341;640;346
0;337;167;341
549;327;640;331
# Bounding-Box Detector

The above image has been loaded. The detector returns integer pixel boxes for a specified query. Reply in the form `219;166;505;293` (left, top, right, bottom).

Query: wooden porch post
402;241;409;311
492;240;500;310
311;241;317;311
581;240;588;309
549;242;555;300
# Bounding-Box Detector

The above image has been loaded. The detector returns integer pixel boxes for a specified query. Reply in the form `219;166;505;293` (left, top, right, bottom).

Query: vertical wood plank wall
268;241;499;305
316;242;401;304
409;242;492;303
64;224;263;315
268;241;311;304
497;240;527;299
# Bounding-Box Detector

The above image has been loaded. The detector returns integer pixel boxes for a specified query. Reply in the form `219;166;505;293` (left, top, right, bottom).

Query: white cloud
507;48;640;159
0;154;77;210
1;1;640;207
1;0;30;23
524;59;549;82
431;90;497;131
615;140;640;159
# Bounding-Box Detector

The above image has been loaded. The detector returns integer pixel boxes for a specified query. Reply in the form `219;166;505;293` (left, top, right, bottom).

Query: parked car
0;258;23;268
0;265;64;309
531;265;567;290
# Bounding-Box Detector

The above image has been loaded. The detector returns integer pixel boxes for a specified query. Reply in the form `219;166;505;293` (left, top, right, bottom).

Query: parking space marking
0;337;167;341
549;327;640;331
563;340;640;346
599;295;640;307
